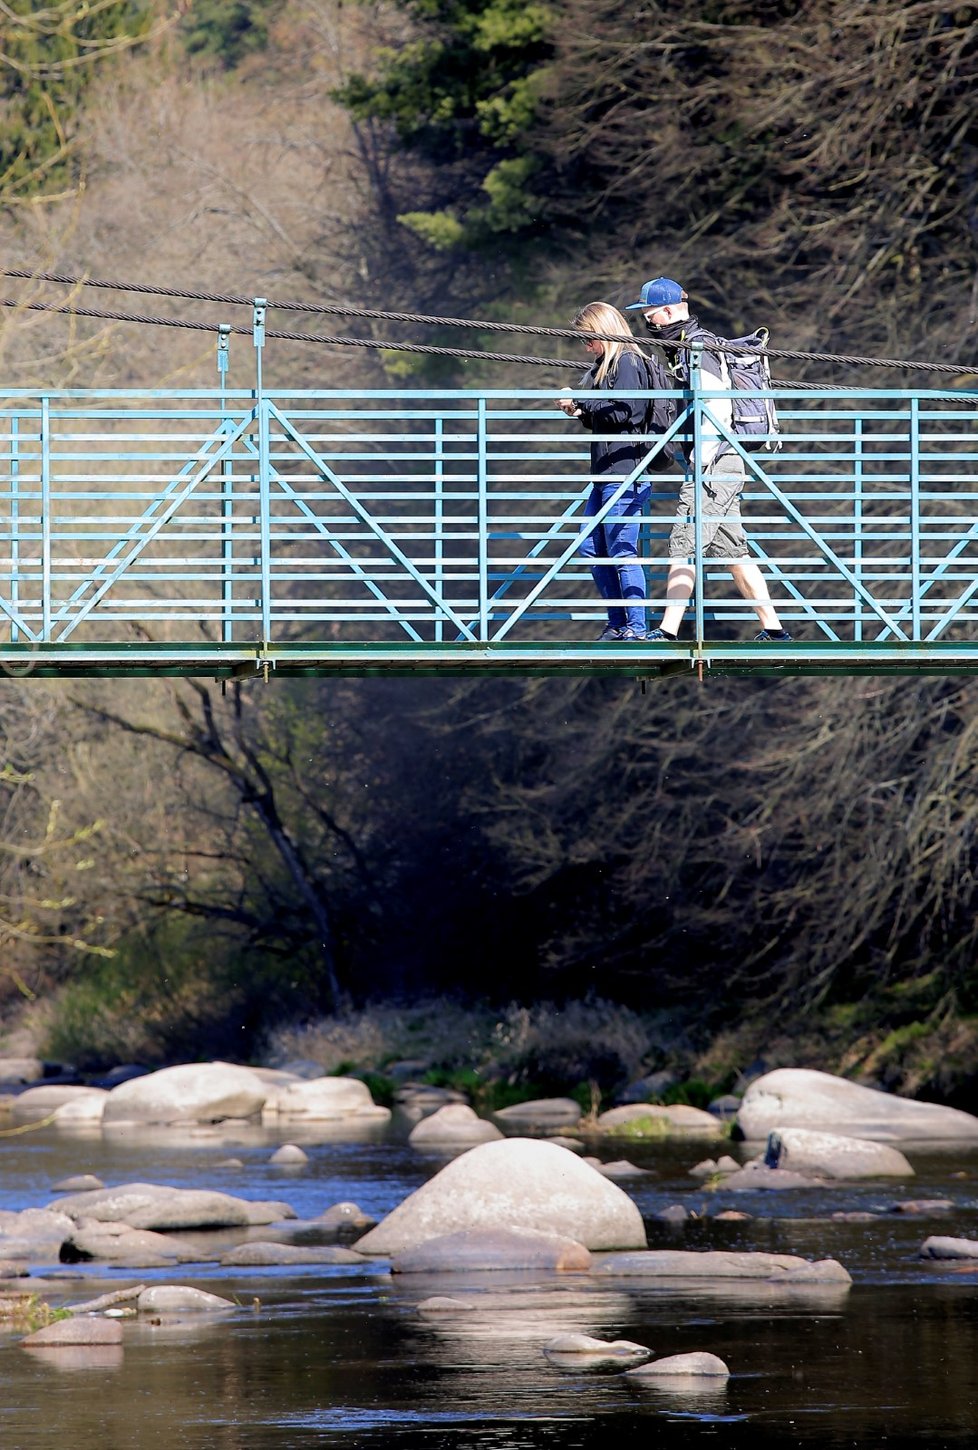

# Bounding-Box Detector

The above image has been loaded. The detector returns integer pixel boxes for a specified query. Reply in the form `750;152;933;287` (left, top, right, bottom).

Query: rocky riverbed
3;1063;978;1448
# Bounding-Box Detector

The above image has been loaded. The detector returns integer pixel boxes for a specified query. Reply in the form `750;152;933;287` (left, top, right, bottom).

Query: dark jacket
574;350;673;477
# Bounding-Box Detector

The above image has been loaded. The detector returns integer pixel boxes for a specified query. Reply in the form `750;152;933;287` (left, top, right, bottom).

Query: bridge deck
0;382;975;679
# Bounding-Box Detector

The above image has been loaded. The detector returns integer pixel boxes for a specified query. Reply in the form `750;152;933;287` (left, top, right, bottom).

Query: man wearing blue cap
625;278;791;642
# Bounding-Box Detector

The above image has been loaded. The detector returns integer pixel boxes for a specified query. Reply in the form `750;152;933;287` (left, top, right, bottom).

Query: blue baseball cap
625;277;687;311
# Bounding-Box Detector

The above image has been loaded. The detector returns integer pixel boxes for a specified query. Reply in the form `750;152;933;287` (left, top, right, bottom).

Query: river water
2;1118;978;1449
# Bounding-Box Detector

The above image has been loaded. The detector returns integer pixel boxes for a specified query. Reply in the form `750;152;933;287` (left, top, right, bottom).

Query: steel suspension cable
2;265;973;378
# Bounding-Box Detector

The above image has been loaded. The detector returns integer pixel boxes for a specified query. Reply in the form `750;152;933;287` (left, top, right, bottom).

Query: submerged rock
355;1138;647;1255
737;1068;978;1143
21;1317;124;1348
391;1226;591;1273
48;1183;295;1231
595;1249;851;1282
920;1236;978;1260
408;1104;503;1147
137;1286;236;1315
765;1128;914;1179
543;1333;651;1372
627;1351;730;1379
219;1242;362;1266
493;1098;583;1129
263;1077;390;1123
596;1104;722;1138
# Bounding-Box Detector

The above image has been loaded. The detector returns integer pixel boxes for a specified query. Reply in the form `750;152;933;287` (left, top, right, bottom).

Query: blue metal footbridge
1;315;977;680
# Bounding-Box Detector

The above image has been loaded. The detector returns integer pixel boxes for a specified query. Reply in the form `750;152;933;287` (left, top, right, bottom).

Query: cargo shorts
668;454;749;561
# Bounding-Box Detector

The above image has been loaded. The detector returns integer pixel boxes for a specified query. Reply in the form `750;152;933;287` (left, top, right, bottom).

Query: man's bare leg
729;561;783;631
658;561;695;636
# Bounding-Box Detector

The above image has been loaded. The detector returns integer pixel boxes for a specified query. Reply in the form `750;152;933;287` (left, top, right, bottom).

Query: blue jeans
578;479;651;632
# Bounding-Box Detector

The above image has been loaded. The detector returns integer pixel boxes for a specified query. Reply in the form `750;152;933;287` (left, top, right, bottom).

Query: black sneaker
619;627;648;641
597;624;626;642
647;628;678;641
754;629;793;642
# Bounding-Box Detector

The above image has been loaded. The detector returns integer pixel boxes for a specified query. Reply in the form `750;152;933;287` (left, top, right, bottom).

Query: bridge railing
0;384;975;647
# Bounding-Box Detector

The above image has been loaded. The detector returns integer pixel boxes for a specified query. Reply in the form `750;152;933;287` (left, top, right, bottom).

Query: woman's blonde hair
574;301;642;385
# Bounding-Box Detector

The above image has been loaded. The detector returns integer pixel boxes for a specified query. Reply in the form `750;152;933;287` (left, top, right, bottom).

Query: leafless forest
0;0;977;1102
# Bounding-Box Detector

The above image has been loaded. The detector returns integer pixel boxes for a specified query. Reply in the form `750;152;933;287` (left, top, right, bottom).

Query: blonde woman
558;302;669;640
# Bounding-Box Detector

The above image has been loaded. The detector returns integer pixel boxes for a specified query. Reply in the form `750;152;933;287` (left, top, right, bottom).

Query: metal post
218;325;234;644
434;415;444;643
853;417;863;642
41;396;51;641
10;413;18;642
253;299;271;646
689;343;705;644
477;396;488;642
910;396;920;641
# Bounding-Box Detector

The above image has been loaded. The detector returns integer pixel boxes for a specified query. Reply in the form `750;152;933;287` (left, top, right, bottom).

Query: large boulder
47;1183;295;1231
137;1286;235;1315
627;1352;730;1380
765;1128;914;1179
408;1104;503;1147
355;1138;646;1255
102;1063;267;1126
263;1077;390;1122
736;1068;978;1143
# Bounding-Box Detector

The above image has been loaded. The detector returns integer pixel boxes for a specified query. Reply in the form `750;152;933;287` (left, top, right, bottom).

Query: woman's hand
557;389;581;417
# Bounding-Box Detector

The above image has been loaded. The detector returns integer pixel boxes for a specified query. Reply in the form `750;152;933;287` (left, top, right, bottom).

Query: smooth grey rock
408;1104;503;1146
596;1104;722;1137
63;1223;206;1266
317;1201;375;1233
690;1156;740;1178
627;1351;730;1379
52;1175;105;1193
10;1086;105;1124
493;1098;583;1127
21;1317;123;1347
417;1296;477;1312
920;1235;978;1259
0;1208;75;1260
269;1144;309;1164
48;1183;296;1230
103;1063;267;1126
543;1333;651;1372
137;1286;235;1314
890;1199;954;1214
391;1226;591;1274
355;1138;647;1255
596;1249;848;1280
737;1068;978;1143
717;1161;826;1191
582;1158;651;1179
767;1258;852;1284
263;1077;390;1122
708;1095;742;1120
654;1205;689;1223
219;1242;362;1266
765;1127;914;1180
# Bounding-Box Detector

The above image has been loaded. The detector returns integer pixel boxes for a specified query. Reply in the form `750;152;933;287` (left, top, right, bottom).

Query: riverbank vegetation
1;1;978;1108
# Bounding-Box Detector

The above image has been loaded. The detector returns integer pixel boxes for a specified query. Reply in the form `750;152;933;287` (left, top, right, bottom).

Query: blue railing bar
229;425;426;645
699;400;911;641
55;416;254;640
268;402;473;641
41;397;51;640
